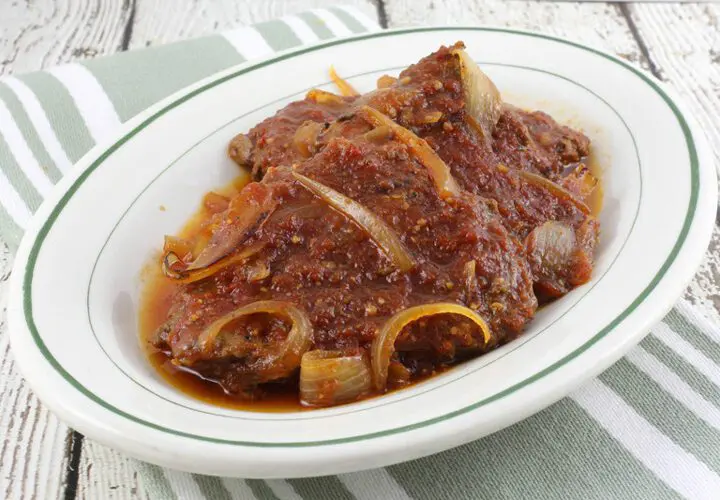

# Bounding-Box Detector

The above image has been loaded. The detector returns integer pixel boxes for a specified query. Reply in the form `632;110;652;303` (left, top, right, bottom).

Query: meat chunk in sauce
150;42;600;406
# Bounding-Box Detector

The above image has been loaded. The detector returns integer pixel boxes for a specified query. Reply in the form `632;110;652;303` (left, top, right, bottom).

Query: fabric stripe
676;299;720;344
311;9;353;37
194;474;233;500
83;37;242;122
626;347;720;429
0;128;43;212
246;480;280;500
163;469;205;500
137;464;178;500
252;20;303;52
287;476;354;500
334;6;380;31
0;159;32;227
2;76;72;173
653;322;720;388
338;469;412;500
0;83;61;182
222;27;273;60
17;72;94;162
297;12;335;40
642;334;720;408
328;7;367;34
281;17;321;45
265;480;303;500
572;379;720;499
0;99;53;196
0;200;23;250
221;478;258;500
601;358;720;471
388;398;676;499
48;64;121;143
666;309;720;359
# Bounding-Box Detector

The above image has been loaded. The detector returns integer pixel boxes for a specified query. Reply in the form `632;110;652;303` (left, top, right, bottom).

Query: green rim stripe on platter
23;27;699;447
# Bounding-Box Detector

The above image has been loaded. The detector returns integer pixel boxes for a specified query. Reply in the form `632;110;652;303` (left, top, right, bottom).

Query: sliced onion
246;260;270;282
418;110;443;124
162;183;277;282
293;120;324;158
293;172;415;272
498;164;590;215
197;301;313;381
329;66;359;97
377;74;398;89
526;221;576;272
306;88;347;107
163;241;265;284
203;192;230;214
299;350;372;407
464;259;477;295
561;164;599;201
371;303;492;390
364;125;393;143
358;105;461;198
452;48;502;143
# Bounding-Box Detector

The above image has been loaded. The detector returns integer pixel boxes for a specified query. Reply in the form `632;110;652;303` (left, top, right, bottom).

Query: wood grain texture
77;441;149;500
0;0;132;76
130;0;376;49
0;244;68;500
384;0;646;65
626;3;720;322
0;5;133;494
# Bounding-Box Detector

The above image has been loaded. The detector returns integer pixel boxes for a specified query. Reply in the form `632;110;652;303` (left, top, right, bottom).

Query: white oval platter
8;27;717;478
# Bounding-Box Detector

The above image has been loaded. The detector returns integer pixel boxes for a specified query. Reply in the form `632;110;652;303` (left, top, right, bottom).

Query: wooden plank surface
0;0;133;77
0;248;69;499
130;0;375;49
627;3;720;320
0;1;718;498
0;1;133;496
385;0;644;61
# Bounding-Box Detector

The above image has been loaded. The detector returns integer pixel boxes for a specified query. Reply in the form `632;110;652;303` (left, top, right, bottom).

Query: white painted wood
0;0;132;76
0;2;135;497
77;441;150;500
626;3;720;323
0;244;68;500
130;0;376;49
384;0;645;65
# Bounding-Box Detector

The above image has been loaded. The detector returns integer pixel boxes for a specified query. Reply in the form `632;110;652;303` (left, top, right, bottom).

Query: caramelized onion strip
497;164;591;215
293;172;415;272
357;105;461;198
300;350;372;407
306;88;346;107
329;66;359;97
451;48;502;143
163;241;265;284
371;303;492;390
197;301;313;380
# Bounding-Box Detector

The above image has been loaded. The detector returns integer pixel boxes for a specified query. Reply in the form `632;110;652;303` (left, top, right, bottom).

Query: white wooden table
1;1;718;498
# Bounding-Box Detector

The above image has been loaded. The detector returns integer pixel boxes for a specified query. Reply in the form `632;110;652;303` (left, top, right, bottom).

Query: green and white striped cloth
2;6;719;499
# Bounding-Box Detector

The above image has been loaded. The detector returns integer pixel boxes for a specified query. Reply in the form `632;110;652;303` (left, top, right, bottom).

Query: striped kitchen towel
1;6;720;500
